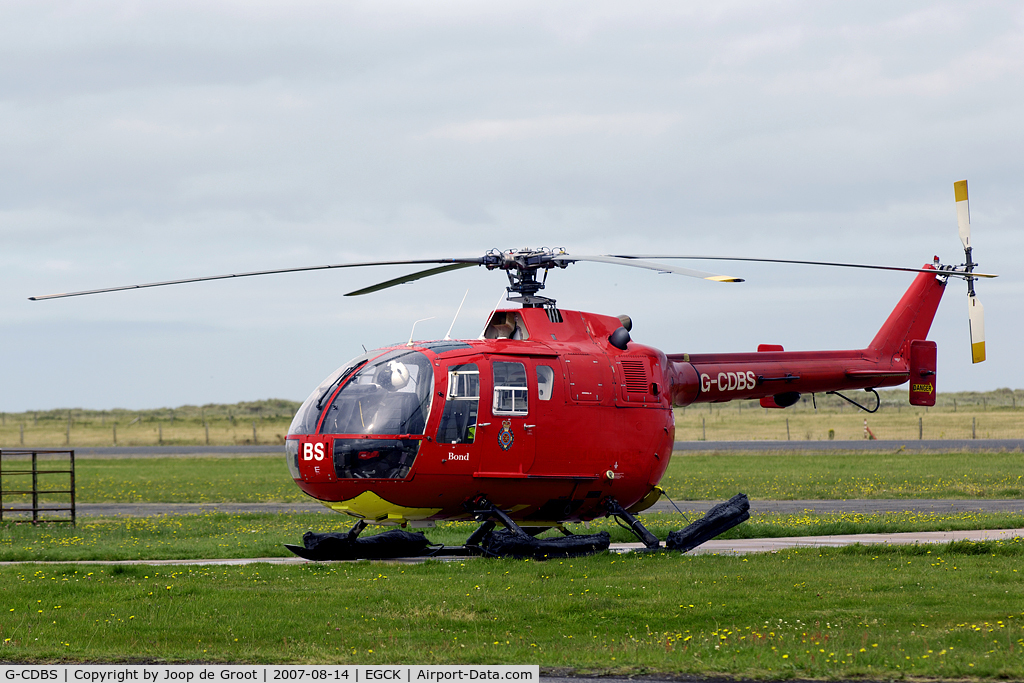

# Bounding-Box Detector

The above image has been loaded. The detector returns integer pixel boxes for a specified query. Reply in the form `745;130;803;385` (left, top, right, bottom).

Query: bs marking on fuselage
302;442;327;461
700;371;757;393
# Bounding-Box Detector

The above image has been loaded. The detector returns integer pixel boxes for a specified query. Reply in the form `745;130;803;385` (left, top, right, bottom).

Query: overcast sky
2;1;1021;412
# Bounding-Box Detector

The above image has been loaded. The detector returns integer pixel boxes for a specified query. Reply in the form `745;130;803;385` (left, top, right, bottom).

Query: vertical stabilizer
868;266;947;359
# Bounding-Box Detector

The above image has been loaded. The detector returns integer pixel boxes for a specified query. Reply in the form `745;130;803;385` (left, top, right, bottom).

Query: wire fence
676;391;1024;442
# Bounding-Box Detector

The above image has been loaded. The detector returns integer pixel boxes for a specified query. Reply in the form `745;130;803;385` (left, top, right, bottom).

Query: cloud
2;1;1022;409
424;113;680;143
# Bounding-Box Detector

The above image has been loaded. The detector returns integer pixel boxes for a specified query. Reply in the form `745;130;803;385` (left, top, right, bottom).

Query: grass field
3;510;1024;562
675;390;1024;441
1;543;1022;679
1;390;1022;447
2;420;1023;675
3;450;1020;509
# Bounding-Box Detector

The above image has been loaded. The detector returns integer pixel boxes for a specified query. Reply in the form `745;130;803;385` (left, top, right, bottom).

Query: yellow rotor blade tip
954;180;969;203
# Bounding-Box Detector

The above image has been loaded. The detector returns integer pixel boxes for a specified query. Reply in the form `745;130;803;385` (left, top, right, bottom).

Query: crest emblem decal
497;419;514;450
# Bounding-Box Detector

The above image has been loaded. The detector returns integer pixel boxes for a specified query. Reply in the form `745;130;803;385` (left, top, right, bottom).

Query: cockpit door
477;357;537;476
435;361;481;475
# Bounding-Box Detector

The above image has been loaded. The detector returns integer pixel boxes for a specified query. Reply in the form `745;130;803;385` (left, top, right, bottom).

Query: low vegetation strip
3;511;1024;563
676;399;1024;441
663;451;1024;500
8;450;1022;506
1;390;1022;447
0;543;1021;679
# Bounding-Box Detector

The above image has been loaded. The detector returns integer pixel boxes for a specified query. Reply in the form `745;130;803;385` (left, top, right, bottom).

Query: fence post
972;417;976;439
31;451;39;524
113;424;117;446
20;423;24;445
786;418;791;441
919;416;922;440
159;425;163;445
701;417;705;441
70;450;76;526
205;421;210;446
252;421;258;445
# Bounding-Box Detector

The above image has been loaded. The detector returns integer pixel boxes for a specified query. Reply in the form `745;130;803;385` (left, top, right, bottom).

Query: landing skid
285;493;750;561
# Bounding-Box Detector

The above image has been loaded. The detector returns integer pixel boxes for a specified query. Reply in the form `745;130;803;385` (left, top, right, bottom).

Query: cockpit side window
436;363;480;444
492;360;528;415
536;365;555;401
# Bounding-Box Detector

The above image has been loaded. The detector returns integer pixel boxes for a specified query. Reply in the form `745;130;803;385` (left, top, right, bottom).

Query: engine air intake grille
619;359;649;394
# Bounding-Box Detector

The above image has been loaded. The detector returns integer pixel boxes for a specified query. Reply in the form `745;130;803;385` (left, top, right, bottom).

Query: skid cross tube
604;497;660;549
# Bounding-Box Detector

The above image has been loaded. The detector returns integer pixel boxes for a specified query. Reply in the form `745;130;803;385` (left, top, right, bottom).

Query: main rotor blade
955;179;971;251
345;262;478;296
968;295;986;364
29;258;484;301
609;255;997;279
552;254;743;282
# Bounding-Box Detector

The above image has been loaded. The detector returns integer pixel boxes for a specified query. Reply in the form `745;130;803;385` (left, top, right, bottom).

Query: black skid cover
665;493;750;553
287;529;432;561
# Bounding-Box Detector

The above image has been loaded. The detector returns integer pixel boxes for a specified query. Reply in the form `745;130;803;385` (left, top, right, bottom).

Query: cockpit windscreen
318;349;434;436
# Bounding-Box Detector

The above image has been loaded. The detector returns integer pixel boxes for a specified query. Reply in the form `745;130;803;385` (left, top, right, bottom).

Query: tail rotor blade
955;179;971;251
968;295;986;363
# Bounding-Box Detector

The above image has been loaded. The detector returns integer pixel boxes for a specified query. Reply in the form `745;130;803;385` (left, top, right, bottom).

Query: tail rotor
955;180;986;363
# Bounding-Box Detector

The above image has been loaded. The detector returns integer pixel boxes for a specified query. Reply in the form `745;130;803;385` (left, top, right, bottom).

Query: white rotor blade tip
968;295;985;364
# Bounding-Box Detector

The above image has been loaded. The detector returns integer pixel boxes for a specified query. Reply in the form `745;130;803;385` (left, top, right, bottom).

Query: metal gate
0;449;76;525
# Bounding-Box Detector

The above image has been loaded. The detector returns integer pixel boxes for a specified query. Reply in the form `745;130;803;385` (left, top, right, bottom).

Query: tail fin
868;265;947;359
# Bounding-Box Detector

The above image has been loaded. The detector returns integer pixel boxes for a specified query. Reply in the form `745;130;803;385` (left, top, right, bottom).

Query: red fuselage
285;267;946;526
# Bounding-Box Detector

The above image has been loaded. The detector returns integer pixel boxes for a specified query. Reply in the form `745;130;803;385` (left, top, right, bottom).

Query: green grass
13;450;1019;506
665;450;1024;499
3;511;1023;563
1;443;1022;676
1;543;1022;679
74;456;300;503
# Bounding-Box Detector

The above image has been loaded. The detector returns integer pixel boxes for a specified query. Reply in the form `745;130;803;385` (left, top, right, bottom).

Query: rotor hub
483;248;568;307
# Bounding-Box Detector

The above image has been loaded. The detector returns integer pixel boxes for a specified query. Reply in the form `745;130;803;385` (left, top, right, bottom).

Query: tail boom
667;267;947;406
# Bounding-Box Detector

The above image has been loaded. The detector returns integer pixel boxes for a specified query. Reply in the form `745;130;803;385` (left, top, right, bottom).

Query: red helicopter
31;181;995;559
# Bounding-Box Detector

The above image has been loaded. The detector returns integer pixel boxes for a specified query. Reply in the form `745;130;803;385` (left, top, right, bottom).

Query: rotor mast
482;248;568;308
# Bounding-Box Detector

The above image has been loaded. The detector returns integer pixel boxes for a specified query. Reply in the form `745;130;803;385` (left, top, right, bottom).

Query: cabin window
437;364;480;444
492;361;528;415
536;365;554;401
